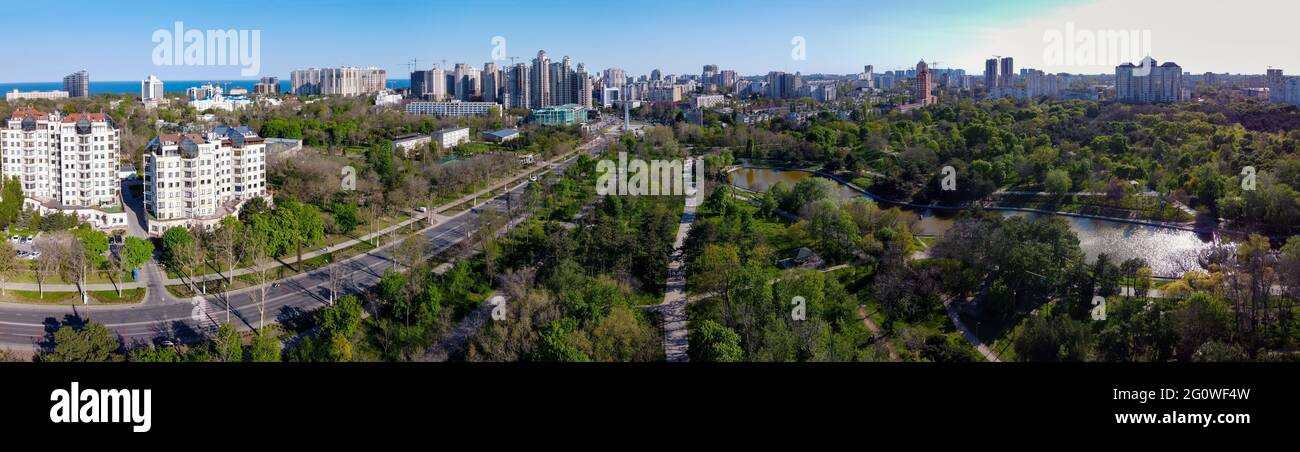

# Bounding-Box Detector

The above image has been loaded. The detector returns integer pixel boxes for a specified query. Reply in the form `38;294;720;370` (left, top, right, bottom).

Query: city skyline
3;0;1298;84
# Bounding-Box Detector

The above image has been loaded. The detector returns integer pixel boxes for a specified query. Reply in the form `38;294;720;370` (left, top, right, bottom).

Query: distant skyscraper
531;51;552;108
254;77;279;95
1116;58;1183;104
574;63;593;108
913;60;935;106
411;67;447;100
292;67;386;96
1267;68;1285;103
141;75;164;101
984;59;998;89
453;63;480;101
483;62;501;103
999;57;1014;88
651;69;662;81
603;67;626;91
63;70;90;98
506;63;531;109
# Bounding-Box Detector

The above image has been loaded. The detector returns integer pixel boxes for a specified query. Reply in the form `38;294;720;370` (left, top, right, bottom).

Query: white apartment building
433;127;471;150
143;126;267;235
0;107;127;229
142;75;164;101
693;94;726;109
5;90;70;101
406;101;501;117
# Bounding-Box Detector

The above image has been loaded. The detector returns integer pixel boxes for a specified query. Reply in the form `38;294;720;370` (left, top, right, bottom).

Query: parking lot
8;235;39;260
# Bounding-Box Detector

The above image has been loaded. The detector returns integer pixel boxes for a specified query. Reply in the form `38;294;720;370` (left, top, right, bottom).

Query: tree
161;226;196;282
120;236;154;273
34;236;63;299
247;328;283;362
43;322;122;362
588;305;662;362
0;176;22;228
214;322;244;362
689;319;743;362
1044;168;1072;195
0;241;15;296
1013;315;1091;362
394;233;429;272
333;202;359;235
210;216;242;283
58;229;107;303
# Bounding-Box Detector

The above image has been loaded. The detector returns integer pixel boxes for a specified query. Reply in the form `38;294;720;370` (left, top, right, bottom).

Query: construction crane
406;58;420;73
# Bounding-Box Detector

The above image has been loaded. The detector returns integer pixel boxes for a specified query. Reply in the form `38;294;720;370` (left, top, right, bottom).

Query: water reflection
728;167;1216;278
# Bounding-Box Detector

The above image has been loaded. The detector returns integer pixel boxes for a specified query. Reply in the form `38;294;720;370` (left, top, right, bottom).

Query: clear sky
0;0;1295;82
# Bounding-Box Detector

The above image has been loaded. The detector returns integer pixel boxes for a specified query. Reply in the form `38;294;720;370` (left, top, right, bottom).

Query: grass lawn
0;289;77;304
90;288;146;304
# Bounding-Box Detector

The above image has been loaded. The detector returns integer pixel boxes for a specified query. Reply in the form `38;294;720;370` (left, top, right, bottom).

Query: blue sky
0;0;1292;82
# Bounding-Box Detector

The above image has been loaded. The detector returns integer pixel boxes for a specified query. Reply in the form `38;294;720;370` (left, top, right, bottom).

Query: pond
727;166;1219;278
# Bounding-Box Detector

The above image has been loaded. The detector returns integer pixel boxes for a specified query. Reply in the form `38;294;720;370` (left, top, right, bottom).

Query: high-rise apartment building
63;70;90;98
765;71;801;99
254;77;280;95
1285;78;1300;107
1;108;126;228
913;61;935;106
999;57;1014;88
143;126;267;235
552;56;573;106
984;58;998;89
142;75;164;101
1267;68;1285;103
452;63;480;101
603;68;626;91
1115;58;1183;104
410;67;447;100
506;63;531;109
531;51;552;108
483;62;501;103
291;67;386;96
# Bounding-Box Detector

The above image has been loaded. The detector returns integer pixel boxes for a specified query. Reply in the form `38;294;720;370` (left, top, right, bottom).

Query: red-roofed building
0;108;126;230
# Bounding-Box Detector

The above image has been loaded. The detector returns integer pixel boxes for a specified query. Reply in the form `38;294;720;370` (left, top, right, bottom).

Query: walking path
944;297;1002;362
648;200;698;362
857;307;900;361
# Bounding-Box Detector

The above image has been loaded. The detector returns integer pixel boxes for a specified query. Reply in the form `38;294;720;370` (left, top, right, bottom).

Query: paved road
0;148;598;352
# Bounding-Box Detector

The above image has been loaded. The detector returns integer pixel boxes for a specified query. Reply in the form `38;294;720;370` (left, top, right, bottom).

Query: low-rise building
529;104;588;126
693;94;726;109
432;127;471;150
483;128;520;143
6;89;70;101
392;133;431;155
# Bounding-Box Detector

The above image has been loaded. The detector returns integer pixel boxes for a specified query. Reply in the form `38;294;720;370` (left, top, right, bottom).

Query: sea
0;79;411;96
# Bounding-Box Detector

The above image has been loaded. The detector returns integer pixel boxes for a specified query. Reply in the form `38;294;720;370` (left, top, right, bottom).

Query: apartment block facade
1;107;126;229
143;126;267;235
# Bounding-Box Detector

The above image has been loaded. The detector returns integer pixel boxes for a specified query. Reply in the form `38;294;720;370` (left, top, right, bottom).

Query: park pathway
648;200;697;362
